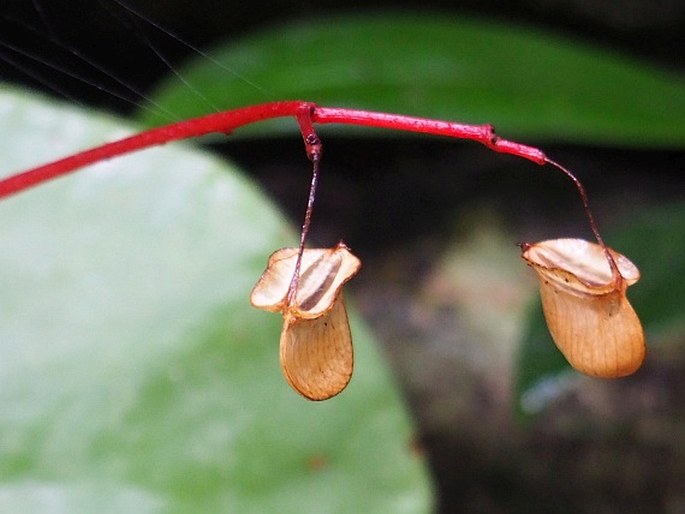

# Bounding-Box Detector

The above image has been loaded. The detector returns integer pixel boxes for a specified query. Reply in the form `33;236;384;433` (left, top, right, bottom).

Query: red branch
0;101;548;200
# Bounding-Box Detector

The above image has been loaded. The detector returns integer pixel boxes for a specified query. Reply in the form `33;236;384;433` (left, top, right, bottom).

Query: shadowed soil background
1;1;684;512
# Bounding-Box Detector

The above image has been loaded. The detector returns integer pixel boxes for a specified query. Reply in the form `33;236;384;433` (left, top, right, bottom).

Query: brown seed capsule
251;242;361;400
521;238;645;378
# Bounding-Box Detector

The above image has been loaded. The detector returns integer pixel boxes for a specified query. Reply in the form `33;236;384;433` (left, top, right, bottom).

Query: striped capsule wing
521;238;645;378
250;242;361;317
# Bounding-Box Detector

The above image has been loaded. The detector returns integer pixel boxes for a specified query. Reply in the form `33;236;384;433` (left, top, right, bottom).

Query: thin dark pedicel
288;155;321;309
545;157;622;282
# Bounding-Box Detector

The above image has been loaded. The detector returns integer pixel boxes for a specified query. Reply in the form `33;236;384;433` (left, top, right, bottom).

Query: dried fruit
521;238;645;378
251;242;361;400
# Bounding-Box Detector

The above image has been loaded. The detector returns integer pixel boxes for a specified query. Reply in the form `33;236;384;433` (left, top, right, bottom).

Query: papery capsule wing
279;293;354;400
538;281;645;377
250;242;361;318
293;242;361;318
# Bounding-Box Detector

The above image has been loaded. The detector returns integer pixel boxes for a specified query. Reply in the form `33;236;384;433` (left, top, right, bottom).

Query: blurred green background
1;1;685;512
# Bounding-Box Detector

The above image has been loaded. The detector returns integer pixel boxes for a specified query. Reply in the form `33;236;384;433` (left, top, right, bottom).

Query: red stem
3;100;612;272
0;100;548;200
311;107;547;164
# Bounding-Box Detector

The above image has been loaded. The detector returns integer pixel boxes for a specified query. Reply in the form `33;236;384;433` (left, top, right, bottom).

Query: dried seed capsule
251;242;361;400
521;238;645;378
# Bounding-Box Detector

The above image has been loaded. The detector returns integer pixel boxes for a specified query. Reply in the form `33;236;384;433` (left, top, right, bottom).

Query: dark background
2;0;684;110
2;1;685;512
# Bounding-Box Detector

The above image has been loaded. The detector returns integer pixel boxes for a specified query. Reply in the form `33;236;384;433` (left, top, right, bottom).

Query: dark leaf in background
139;14;685;147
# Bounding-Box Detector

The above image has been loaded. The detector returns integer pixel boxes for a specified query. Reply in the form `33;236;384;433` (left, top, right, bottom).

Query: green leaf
137;14;685;147
0;84;433;513
515;203;685;415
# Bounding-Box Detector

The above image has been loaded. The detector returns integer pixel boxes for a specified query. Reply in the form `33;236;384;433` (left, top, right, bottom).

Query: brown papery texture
522;238;645;378
279;294;354;400
250;243;361;318
538;281;645;377
251;243;361;400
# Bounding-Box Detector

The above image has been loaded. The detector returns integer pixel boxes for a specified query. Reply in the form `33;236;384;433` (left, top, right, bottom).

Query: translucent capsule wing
250;247;302;312
522;238;640;294
292;243;361;318
250;242;361;318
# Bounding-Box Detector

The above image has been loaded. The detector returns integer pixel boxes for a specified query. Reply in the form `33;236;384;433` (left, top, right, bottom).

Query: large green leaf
137;14;685;147
0;85;433;513
515;203;685;415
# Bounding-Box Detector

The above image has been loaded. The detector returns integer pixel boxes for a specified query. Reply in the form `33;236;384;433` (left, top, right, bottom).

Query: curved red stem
0;101;307;199
0;101;547;200
2;99;613;278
